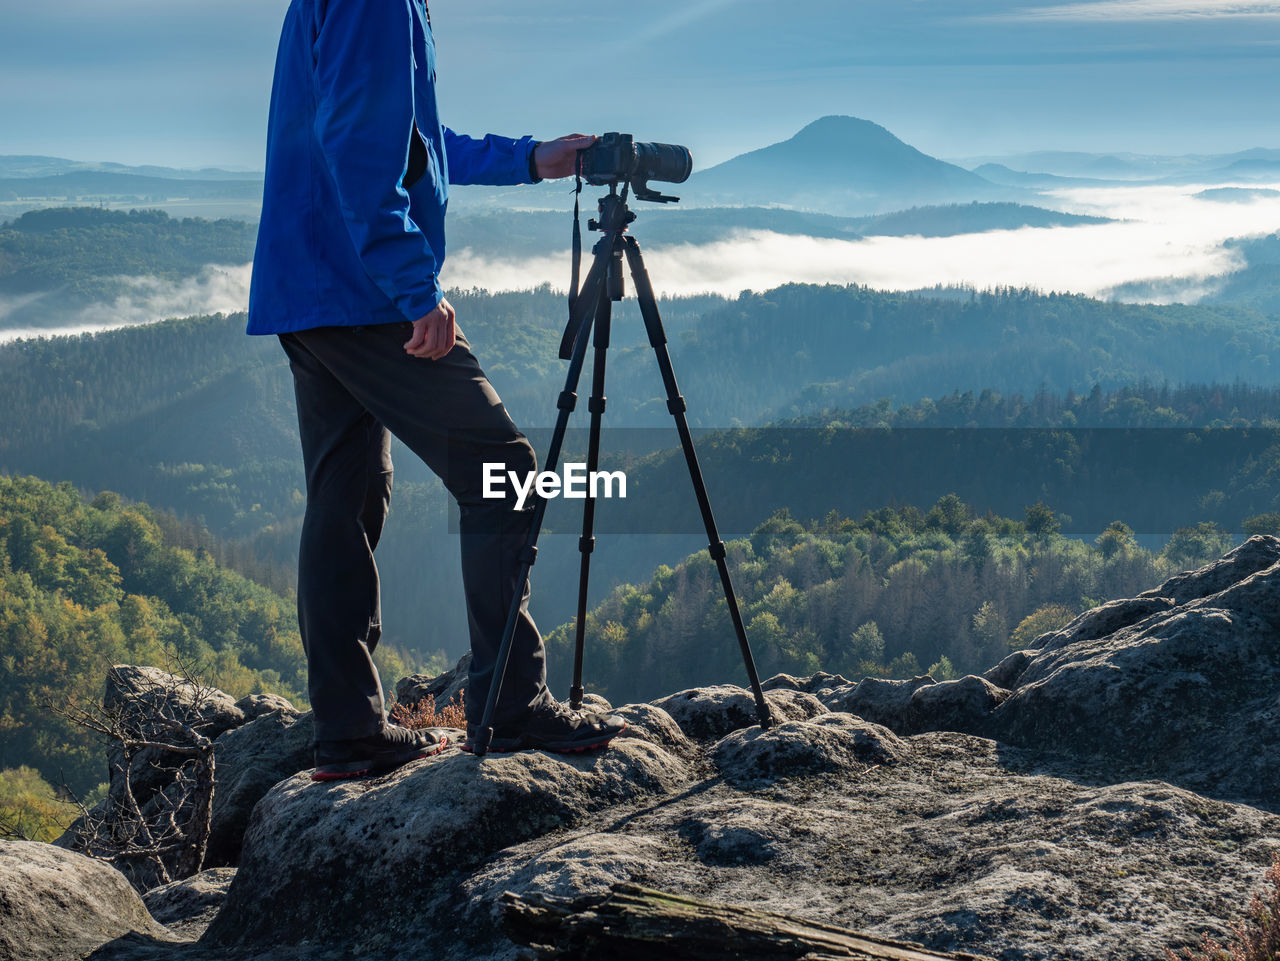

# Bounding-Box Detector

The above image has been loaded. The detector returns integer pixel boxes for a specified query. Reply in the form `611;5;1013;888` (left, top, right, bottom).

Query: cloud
0;263;251;345
6;180;1279;345
443;181;1280;304
619;0;746;43
997;0;1280;20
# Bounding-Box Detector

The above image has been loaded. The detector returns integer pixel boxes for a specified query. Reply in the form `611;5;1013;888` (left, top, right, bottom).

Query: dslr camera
577;132;692;203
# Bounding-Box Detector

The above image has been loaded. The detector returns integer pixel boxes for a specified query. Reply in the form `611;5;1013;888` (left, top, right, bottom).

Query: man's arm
313;0;443;322
443;129;538;187
402;133;595;361
444;131;597;185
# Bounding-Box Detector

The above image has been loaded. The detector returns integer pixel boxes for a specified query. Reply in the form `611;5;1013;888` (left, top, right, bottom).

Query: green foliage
836;621;886;679
0;766;81;841
1096;521;1137;560
971;600;1009;660
0;207;255;297
1161;522;1235;571
0;474;311;794
1010;603;1078;649
1243;512;1280;537
885;652;923;679
1025;502;1061;539
545;497;1233;704
927;656;958;681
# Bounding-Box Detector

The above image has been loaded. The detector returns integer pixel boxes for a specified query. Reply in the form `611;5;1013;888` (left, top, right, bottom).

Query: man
248;0;626;780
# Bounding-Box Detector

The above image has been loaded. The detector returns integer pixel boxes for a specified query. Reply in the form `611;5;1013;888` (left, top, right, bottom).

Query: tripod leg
622;236;774;730
473;251;608;757
570;281;613;709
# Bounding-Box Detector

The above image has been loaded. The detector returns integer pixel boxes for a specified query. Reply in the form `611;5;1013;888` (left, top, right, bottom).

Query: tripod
472;179;775;756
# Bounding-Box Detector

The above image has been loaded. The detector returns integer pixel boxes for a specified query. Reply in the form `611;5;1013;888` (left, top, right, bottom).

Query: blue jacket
247;0;539;335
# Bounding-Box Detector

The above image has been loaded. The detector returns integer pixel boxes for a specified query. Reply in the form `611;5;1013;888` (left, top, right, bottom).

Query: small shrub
1167;851;1280;961
390;692;467;730
1010;603;1077;649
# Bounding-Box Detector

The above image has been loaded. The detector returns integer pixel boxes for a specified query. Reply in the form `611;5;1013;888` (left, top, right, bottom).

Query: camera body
578;132;692;203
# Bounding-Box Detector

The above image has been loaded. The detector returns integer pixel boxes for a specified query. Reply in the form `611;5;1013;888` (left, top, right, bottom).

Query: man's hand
534;134;597;180
404;298;456;360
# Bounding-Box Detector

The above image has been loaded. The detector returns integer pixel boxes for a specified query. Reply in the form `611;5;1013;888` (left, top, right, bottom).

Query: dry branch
51;660;218;889
502;883;995;961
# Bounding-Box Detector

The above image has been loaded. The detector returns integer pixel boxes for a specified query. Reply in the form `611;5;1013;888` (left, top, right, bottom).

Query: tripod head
587;183;637;236
562;180;643;359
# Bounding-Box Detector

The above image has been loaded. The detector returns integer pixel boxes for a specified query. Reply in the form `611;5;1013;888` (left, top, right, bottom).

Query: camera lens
635;142;692;185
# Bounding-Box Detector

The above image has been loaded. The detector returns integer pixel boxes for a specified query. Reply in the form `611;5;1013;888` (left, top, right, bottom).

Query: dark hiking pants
278;321;552;742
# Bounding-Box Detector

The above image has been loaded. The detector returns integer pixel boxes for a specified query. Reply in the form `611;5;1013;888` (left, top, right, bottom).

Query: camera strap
569;156;583;316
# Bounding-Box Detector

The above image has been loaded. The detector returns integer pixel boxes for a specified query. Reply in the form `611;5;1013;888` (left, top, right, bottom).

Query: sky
2;0;1279;171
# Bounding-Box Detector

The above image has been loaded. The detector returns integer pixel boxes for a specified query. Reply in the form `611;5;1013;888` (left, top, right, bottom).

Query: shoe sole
311;736;447;781
460;723;626;756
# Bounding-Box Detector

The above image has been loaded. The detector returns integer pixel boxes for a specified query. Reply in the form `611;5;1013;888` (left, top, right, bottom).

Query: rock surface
88;709;1280;961
0;839;173;961
827;536;1280;809
653;684;828;740
44;541;1280;959
199;720;692;954
988;537;1280;805
206;708;313;867
142;869;237;941
233;693;296;722
447;726;1278;961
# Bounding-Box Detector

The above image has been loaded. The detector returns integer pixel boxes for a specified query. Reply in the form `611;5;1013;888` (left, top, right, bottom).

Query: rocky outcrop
205;708;313;867
202;727;692;953
825;535;1280;809
653;684;828;740
990;537;1280;804
53;712;1280;961
232;693;295;721
142;869;236;941
102;666;243;809
825;673;936;729
58;670;308;887
0;839;173;961
41;541;1280;960
444;724;1279;961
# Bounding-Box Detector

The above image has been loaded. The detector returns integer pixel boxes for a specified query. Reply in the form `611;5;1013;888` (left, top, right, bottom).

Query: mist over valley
3;116;1278;343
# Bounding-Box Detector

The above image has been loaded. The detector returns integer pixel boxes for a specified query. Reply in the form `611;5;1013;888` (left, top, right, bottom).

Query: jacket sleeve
312;0;442;320
443;128;540;186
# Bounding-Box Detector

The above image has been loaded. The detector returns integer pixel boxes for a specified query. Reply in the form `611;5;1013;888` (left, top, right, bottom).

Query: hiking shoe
460;702;626;755
459;725;522;755
312;724;448;781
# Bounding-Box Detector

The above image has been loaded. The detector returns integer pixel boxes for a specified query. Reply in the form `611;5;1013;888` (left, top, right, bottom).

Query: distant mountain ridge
0;172;263;203
681;115;1013;215
0;155;259;180
958;147;1280;182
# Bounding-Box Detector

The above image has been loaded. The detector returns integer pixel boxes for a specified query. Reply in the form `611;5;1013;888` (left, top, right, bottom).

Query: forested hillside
547;501;1235;705
6;285;1280;659
1205;232;1280;316
0;208;255;292
0;475;435;802
0;208;256;329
